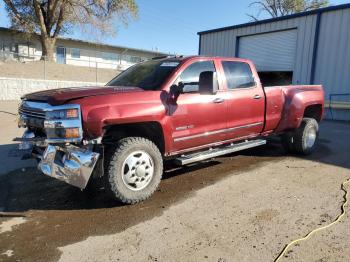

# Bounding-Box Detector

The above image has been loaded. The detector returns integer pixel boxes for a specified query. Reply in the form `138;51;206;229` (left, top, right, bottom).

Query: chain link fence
0;50;127;84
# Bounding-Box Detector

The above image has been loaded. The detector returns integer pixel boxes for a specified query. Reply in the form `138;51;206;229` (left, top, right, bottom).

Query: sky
0;0;349;55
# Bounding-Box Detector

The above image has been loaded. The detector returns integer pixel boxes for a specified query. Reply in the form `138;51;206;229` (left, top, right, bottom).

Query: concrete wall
0;77;104;100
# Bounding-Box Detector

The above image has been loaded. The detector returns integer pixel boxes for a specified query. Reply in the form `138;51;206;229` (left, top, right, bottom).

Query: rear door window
222;61;255;89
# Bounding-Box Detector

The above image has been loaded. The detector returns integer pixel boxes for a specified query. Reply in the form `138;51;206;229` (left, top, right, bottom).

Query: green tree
248;0;329;20
3;0;138;61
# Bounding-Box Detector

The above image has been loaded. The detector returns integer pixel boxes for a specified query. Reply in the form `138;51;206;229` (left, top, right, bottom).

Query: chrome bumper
38;144;100;189
16;130;100;189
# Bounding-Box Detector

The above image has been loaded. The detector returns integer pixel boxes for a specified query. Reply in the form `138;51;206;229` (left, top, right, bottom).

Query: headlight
46;108;79;120
44;105;82;141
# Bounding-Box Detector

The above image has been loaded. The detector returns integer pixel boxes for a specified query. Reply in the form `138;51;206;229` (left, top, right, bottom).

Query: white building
198;3;350;121
0;27;166;70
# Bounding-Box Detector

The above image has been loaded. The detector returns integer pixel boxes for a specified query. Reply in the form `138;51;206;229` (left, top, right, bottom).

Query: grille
19;105;46;119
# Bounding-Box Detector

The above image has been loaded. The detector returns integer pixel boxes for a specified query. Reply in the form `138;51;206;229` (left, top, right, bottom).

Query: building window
130;56;142;63
131;56;142;63
124;55;142;63
102;52;119;61
71;48;80;58
2;43;11;52
17;43;35;57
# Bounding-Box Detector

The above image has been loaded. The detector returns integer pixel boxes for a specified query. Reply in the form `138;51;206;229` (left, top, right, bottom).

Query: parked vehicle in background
15;56;324;204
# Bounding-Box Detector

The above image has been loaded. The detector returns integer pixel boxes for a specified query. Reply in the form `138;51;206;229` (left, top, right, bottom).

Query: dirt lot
0;61;120;83
0;120;350;262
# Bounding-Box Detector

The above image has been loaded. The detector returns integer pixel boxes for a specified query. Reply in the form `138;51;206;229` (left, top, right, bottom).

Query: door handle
253;94;262;100
213;98;225;104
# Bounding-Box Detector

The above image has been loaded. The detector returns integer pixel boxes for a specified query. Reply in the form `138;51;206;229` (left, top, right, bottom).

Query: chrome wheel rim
305;127;317;148
121;151;154;191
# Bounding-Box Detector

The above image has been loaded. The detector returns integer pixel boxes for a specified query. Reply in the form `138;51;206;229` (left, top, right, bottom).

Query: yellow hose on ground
274;178;350;262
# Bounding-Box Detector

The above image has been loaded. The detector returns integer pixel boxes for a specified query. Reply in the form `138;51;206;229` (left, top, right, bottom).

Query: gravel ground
0;121;349;262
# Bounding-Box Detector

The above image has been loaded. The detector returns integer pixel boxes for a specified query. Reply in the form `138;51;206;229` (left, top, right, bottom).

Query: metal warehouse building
198;3;350;120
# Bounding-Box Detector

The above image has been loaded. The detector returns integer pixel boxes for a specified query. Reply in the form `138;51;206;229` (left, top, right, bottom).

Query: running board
175;139;267;166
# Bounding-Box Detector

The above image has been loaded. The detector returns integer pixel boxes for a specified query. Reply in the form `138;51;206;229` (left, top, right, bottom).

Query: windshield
107;60;180;90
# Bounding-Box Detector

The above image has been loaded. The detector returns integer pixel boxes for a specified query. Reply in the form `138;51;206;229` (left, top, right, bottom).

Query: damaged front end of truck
14;100;100;189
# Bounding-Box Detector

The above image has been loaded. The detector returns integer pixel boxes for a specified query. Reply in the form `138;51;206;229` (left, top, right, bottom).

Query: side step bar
175;139;266;166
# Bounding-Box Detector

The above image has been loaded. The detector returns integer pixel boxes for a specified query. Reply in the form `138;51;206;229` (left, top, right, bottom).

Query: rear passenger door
221;61;265;140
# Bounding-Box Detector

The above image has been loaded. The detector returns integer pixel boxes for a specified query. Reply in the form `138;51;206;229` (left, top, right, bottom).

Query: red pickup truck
16;56;324;204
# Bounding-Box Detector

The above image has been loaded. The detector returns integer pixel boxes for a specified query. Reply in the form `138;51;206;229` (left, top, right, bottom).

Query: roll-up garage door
238;29;297;72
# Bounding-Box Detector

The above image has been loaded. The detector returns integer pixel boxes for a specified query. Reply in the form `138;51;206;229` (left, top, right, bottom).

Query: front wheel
281;118;319;155
106;137;163;204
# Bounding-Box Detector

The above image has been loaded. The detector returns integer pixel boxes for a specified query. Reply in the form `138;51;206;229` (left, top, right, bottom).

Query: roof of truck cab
155;55;253;64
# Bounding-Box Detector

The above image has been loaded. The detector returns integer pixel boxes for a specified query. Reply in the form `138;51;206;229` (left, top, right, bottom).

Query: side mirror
169;84;183;104
199;71;218;95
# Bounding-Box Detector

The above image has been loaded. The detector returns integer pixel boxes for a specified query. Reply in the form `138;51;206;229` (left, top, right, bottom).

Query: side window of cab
176;61;216;93
222;61;256;89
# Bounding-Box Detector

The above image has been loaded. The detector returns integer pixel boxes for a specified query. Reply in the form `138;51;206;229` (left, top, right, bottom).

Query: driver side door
168;60;227;153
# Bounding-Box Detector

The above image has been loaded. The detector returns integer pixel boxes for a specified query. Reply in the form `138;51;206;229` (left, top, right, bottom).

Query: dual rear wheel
281;117;319;155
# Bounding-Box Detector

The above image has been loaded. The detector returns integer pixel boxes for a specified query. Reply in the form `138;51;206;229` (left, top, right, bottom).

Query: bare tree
3;0;138;61
248;0;329;21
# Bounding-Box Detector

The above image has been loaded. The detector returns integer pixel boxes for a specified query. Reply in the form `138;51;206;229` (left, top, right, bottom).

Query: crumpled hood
22;86;144;105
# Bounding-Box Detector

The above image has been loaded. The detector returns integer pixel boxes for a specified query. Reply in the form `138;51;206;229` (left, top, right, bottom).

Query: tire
281;132;296;153
281;118;319;155
106;137;163;204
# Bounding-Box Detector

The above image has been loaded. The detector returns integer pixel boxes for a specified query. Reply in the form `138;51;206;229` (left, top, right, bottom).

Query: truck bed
264;85;324;133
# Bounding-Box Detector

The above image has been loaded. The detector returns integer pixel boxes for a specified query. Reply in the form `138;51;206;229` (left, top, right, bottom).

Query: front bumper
39;144;100;189
16;131;100;189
